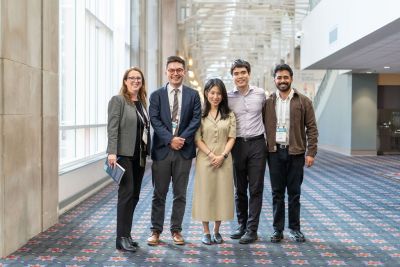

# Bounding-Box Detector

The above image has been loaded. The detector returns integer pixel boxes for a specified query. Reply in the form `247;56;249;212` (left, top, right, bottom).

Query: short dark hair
166;56;186;69
273;63;293;77
230;59;251;75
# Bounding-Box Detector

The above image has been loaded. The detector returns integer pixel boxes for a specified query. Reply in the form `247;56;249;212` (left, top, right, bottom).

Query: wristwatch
222;152;228;159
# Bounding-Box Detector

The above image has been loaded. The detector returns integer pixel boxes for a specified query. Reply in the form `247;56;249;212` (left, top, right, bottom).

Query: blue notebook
104;159;125;184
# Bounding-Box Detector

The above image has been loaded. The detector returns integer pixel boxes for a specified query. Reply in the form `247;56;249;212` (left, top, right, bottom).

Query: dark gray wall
351;74;378;153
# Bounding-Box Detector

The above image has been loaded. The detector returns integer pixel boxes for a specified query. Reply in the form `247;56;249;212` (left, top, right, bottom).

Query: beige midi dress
192;112;236;221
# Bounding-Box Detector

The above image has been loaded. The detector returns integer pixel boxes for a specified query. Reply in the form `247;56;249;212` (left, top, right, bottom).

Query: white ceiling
178;0;310;89
304;18;400;74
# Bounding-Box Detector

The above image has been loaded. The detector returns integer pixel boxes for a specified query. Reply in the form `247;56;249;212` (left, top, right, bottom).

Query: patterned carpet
1;150;399;266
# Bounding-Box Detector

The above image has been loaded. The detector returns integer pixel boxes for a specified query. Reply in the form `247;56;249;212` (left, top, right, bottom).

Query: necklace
209;109;219;120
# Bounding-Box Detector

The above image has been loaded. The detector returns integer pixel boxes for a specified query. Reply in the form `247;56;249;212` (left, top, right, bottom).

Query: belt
237;134;264;142
277;144;289;149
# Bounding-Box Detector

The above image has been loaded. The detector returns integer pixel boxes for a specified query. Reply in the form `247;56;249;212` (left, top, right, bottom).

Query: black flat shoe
128;236;139;247
202;234;212;245
270;230;284;243
116;237;137;252
239;231;258;244
212;233;223;244
230;226;245;239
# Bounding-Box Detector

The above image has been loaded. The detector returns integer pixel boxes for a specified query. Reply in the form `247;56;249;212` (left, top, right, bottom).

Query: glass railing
313;70;332;109
377;109;400;154
309;0;322;11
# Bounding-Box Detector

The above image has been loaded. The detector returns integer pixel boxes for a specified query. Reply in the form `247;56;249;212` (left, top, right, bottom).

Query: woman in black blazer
107;67;150;252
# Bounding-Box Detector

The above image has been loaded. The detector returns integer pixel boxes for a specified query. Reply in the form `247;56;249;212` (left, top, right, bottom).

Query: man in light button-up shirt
264;63;318;244
227;59;267;244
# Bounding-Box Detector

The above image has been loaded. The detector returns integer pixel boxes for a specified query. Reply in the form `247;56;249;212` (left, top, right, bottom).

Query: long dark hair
202;78;231;120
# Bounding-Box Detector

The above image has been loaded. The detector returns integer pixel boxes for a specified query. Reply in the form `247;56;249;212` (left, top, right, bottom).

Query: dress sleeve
195;118;203;142
228;112;236;138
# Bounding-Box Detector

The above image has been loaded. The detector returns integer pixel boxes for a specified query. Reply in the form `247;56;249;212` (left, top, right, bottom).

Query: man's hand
305;156;315;167
170;137;185;150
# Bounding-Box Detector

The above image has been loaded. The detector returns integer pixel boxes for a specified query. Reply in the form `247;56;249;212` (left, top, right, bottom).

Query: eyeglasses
167;68;184;74
127;76;142;81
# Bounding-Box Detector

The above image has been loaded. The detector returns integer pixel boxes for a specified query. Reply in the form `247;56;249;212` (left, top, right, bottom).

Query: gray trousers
150;150;192;233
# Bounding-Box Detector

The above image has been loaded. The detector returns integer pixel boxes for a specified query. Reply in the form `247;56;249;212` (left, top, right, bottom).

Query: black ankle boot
128;236;139;247
116;237;136;252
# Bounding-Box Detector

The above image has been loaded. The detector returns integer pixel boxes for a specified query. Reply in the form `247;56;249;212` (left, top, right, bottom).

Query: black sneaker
270;230;284;243
288;230;305;242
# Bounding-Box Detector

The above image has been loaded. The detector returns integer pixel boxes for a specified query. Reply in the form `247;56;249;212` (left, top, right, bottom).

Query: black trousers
268;148;304;231
116;155;145;238
231;137;267;232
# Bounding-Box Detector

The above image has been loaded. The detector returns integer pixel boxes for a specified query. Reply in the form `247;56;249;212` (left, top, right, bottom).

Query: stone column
160;0;178;83
0;0;59;257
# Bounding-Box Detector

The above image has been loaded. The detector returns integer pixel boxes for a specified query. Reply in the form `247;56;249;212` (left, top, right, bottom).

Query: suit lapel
181;85;189;119
161;85;172;128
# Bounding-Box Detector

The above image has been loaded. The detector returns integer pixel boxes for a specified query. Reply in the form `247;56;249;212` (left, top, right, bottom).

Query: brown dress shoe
147;231;160;246
172;231;185;245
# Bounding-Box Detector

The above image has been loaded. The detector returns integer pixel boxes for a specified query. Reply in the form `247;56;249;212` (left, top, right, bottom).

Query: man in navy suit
147;56;201;246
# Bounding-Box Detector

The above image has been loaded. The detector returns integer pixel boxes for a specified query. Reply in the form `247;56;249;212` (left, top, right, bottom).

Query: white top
275;88;294;145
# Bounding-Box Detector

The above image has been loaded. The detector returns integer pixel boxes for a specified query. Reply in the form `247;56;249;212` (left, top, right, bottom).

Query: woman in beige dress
192;78;236;245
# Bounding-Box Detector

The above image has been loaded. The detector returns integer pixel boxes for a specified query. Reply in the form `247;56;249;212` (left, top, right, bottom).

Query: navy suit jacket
149;84;201;161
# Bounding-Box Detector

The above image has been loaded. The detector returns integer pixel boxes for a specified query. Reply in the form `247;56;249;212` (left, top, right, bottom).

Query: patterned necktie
171;88;179;122
171;89;179;136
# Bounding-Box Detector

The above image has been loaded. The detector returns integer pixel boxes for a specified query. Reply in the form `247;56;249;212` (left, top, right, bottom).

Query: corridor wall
0;0;59;257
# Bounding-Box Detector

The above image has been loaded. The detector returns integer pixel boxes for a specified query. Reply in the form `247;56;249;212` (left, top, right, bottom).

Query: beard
276;82;291;92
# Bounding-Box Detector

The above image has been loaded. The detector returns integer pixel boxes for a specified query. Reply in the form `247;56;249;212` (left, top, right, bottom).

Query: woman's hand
108;154;117;168
211;154;224;168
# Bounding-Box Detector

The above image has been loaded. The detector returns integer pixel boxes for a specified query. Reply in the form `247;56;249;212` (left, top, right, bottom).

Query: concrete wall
317;73;379;155
160;0;177;84
301;0;400;69
0;0;59;257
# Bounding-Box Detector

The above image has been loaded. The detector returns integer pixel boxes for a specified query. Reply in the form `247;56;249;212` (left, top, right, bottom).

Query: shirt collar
233;85;254;95
276;88;294;101
167;83;183;94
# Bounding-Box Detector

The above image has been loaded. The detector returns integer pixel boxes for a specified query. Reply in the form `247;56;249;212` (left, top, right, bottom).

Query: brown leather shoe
172;231;185;245
147;231;160;246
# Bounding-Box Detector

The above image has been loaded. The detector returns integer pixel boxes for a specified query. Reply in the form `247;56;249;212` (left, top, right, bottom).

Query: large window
59;0;131;171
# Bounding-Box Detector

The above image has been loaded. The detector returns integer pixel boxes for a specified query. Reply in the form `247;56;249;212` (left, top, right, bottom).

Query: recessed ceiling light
384;66;391;69
366;71;372;74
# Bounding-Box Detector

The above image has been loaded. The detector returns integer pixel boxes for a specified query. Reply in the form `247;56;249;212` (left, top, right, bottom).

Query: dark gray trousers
150;150;192;233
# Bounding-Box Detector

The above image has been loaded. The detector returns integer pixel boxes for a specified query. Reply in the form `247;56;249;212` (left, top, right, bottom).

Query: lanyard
135;102;149;129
